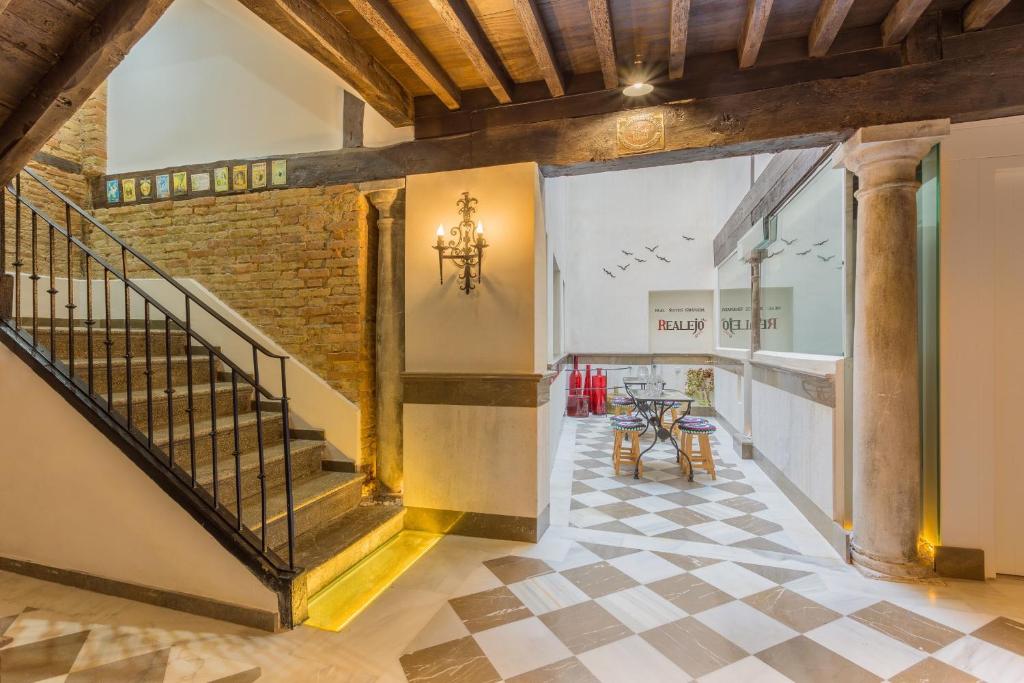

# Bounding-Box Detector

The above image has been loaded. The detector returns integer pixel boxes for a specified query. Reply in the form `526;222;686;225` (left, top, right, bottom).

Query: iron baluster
103;268;113;411
185;299;197;487
209;352;219;508
30;211;38;342
253;347;267;553
122;248;133;432
280;356;295;570
144;300;154;449
65;204;75;379
84;256;94;394
1;185;5;281
47;222;56;360
14;173;21;329
164;317;174;469
231;369;243;532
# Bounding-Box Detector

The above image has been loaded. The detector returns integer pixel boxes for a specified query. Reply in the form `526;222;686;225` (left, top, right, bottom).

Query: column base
850;542;935;580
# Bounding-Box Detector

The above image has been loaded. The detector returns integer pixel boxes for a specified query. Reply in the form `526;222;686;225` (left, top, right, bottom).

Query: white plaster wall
107;0;411;173
544;158;752;353
939;115;1024;576
714;367;744;434
0;343;278;613
751;379;835;517
403;404;540;518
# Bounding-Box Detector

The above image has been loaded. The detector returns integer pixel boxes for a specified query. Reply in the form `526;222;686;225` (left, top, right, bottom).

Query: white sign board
649;289;714;353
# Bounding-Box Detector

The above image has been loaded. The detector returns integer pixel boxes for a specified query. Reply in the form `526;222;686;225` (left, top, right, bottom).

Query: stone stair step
196;439;326;507
288;504;407;597
33;324;189;358
152;410;286;465
69;354;214;394
111;381;249;431
246;471;364;551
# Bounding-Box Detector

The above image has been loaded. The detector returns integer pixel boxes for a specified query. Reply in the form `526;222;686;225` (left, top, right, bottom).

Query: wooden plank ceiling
0;0;173;183
241;0;1021;132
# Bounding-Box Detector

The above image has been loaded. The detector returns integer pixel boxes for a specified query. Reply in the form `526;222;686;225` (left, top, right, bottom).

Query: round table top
628;388;694;403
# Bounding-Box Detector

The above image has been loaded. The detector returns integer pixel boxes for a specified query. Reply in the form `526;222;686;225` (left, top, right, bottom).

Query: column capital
836;119;949;189
361;181;405;219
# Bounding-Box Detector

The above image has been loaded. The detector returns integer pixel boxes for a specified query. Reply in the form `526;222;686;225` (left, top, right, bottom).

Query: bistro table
622;378;696;481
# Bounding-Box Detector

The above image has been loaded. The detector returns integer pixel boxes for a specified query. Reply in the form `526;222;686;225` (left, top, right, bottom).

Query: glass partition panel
717;250;751;349
760;165;846;355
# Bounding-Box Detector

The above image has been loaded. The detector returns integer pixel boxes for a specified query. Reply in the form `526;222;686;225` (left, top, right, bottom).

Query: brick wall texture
8;83;379;466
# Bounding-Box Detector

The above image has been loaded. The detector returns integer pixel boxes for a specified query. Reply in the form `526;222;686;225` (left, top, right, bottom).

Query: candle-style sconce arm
432;192;488;295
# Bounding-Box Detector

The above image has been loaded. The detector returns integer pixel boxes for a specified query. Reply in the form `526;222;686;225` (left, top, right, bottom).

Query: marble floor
2;416;1024;681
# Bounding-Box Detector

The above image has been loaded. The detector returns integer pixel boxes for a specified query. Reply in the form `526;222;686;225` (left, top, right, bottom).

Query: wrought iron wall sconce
433;191;488;295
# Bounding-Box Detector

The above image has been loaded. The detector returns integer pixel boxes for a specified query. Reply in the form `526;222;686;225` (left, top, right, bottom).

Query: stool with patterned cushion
678;420;717;479
670;414;707;439
661;401;684;429
609;395;635;416
611;416;644;476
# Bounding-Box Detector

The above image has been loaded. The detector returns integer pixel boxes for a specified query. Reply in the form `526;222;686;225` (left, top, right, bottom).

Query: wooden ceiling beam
963;0;1013;30
881;0;932;45
668;0;692;79
808;0;856;57
511;0;564;97
238;0;413;126
0;0;174;185
586;0;618;89
348;0;461;110
738;0;774;68
427;0;512;104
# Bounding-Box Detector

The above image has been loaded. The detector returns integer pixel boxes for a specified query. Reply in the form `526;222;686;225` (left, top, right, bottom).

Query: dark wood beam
669;0;692;79
586;0;618;89
511;0;564;97
882;0;932;45
809;0;856;57
342;90;364;147
347;0;460;109
93;33;1024;202
238;0;413;126
427;0;512;104
416;27;900;138
0;0;173;185
963;0;1013;30
739;0;775;68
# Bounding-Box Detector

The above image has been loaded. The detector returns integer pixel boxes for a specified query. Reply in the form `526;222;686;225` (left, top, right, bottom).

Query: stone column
362;181;406;495
837;120;948;577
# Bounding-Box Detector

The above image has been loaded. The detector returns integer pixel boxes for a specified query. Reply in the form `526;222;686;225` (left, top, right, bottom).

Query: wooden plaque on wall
617;112;666;155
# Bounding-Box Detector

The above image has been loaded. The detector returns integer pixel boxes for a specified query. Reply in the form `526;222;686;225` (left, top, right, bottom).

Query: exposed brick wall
39;81;108;179
92;188;378;465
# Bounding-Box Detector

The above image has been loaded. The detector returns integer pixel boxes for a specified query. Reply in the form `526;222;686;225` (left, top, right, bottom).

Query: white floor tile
608;551;686;583
698;655;795;683
628;496;680;513
570;508;616;528
806;616;927;679
688;502;746;521
690;562;777;598
620;513;681;536
688;521;757;546
474;617;573;679
596;586;688;633
578;634;686;683
586;478;628;492
934;635;1024;683
508;572;591;615
695;601;798;654
574;490;623;507
631;482;680;496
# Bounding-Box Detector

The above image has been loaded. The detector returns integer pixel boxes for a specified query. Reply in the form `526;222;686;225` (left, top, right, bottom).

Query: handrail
1;169;297;572
21;167;288;362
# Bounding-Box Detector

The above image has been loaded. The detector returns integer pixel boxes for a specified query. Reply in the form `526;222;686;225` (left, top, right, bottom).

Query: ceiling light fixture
622;82;653;97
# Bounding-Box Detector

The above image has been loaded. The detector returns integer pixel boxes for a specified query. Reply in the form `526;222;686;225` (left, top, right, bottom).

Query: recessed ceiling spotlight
623;82;653;97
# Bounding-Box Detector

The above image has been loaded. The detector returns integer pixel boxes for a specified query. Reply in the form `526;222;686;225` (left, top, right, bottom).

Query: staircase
0;168;404;629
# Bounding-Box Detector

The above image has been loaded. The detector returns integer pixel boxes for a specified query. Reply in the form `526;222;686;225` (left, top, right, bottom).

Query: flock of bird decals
600;232;843;279
603;239;686;278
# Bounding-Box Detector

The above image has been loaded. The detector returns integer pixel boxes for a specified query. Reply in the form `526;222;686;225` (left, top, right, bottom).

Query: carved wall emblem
616;111;665;155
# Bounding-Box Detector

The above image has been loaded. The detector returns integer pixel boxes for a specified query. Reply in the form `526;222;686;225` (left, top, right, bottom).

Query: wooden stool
678;422;717;480
611;417;645;476
609;395;635;416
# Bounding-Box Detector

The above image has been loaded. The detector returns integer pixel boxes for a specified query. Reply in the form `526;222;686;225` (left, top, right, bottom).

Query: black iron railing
0;167;297;572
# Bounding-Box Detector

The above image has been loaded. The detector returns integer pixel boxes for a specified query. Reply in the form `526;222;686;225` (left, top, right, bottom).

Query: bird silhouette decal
766;249;784;259
781;238;797;246
618;263;631;271
796;249;811;256
818;254;835;262
634;257;646;263
621;250;634;256
681;235;695;241
656;255;671;263
602;268;615;278
645;245;659;252
813;239;829;247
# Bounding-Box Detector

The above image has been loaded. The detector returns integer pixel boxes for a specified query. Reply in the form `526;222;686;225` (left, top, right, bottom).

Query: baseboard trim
404;506;548;543
0;555;279;631
750;447;850;560
714;410;753;459
934;546;985;581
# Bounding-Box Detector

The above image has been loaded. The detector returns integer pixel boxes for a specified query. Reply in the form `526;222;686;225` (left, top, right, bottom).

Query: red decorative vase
594;369;607;415
568;356;585;417
584;364;593;414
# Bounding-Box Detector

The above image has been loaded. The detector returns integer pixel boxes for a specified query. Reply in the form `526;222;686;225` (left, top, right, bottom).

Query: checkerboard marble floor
2;415;1023;681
